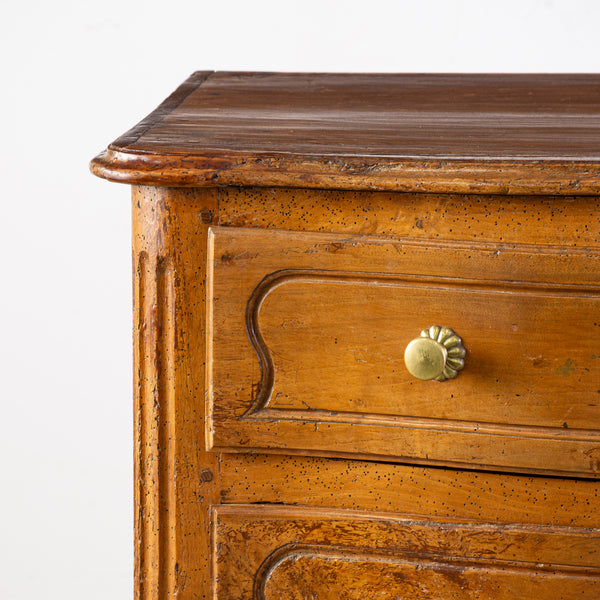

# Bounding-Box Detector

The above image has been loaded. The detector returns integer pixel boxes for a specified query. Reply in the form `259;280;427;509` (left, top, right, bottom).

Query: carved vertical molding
132;185;220;600
134;208;177;600
133;250;149;600
157;257;177;599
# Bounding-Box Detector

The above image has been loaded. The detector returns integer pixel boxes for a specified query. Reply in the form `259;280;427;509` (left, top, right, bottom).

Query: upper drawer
206;226;600;477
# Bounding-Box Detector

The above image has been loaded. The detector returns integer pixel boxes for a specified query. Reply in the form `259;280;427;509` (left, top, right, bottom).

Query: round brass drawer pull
404;326;466;381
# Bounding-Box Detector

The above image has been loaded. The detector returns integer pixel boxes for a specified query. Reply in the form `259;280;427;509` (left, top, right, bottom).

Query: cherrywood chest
91;72;600;599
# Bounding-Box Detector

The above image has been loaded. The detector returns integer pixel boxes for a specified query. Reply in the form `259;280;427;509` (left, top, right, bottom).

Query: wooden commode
91;72;600;599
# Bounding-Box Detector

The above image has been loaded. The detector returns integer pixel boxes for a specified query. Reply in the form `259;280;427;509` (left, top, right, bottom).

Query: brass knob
404;326;466;381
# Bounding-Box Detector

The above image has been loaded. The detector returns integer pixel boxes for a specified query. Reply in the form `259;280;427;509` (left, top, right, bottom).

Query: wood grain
90;72;600;194
133;186;219;600
207;226;600;477
217;187;600;248
133;248;176;599
220;453;600;529
213;504;600;599
258;550;598;600
91;73;600;599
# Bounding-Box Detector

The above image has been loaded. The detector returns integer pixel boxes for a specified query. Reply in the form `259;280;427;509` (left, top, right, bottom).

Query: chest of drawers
91;72;600;599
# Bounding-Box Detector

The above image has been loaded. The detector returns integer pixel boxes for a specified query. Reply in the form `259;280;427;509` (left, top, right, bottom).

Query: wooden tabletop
91;72;600;194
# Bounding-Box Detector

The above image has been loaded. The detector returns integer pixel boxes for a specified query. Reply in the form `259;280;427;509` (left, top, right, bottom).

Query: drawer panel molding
207;227;600;477
213;505;600;600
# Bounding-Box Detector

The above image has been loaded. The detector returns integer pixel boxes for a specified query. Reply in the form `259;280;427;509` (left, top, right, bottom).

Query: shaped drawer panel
213;505;600;599
207;227;600;477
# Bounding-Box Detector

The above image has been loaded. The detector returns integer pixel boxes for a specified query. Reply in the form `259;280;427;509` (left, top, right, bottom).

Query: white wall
1;1;599;599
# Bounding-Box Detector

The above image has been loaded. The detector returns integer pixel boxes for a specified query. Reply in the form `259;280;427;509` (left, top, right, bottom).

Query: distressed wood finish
90;73;600;599
216;187;600;247
90;72;600;194
214;505;600;599
133;187;219;600
207;226;600;477
220;454;600;529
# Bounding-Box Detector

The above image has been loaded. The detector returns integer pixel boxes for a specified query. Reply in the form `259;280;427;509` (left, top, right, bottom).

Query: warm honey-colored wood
217;187;600;248
133;186;219;600
220;454;600;529
207;226;600;477
91;73;600;600
214;505;600;599
90;72;600;194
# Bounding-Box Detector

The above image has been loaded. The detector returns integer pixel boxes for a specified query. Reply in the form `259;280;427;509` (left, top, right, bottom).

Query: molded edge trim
90;147;600;195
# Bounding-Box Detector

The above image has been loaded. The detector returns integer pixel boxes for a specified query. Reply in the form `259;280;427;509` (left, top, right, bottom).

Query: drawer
207;226;600;477
214;505;600;599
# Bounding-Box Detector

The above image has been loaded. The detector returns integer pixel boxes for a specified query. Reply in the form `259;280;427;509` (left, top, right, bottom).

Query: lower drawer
213;505;600;599
207;226;600;477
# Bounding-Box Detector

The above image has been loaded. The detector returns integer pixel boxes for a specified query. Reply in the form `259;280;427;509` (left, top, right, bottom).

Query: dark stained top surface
91;71;600;194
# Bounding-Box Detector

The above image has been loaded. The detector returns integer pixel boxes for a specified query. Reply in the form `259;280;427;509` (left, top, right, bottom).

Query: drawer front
214;505;600;599
207;227;600;476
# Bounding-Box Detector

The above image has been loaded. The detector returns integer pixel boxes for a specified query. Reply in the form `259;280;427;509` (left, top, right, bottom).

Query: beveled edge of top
90;71;600;195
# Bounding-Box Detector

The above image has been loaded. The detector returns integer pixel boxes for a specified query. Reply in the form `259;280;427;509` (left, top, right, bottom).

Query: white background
1;1;599;598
